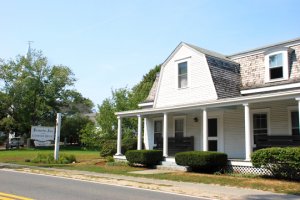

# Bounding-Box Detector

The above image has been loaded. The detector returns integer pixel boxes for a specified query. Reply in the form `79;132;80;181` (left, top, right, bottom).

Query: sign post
54;113;62;160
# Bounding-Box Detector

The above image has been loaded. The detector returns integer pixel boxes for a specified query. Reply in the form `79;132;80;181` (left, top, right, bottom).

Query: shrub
125;150;163;166
122;137;137;153
251;147;300;180
31;153;76;164
175;151;228;172
106;156;115;163
100;140;117;157
99;138;137;157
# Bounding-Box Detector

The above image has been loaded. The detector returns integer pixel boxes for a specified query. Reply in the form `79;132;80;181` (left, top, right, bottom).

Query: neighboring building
114;38;300;168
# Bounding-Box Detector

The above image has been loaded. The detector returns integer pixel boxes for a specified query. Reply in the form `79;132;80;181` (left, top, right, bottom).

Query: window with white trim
178;62;187;88
253;113;268;145
264;49;289;82
269;53;283;79
291;111;299;135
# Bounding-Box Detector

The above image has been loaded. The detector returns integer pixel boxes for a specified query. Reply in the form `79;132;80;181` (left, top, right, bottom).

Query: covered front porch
114;90;300;164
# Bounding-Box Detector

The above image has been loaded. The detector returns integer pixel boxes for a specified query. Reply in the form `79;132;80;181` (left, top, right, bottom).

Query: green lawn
0;148;299;195
0;147;99;164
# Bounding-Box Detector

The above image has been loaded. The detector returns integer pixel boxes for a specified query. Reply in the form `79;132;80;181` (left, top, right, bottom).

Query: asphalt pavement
0;163;299;200
0;169;205;200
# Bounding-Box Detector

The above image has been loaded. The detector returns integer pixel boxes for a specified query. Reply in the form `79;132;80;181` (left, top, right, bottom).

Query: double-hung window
269;53;283;79
252;112;269;145
264;49;289;82
178;62;187;88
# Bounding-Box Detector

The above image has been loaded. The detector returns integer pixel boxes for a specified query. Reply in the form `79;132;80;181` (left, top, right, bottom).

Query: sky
0;0;300;109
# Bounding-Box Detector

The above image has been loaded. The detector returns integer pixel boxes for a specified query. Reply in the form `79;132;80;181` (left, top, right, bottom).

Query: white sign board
34;140;52;147
31;126;55;141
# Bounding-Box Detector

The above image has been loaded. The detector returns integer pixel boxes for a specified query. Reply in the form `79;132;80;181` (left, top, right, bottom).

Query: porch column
116;116;123;155
202;108;208;151
244;103;252;161
137;114;142;150
163;112;168;157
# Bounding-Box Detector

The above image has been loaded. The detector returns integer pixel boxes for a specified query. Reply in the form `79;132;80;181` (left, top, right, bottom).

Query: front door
208;118;218;151
154;120;163;148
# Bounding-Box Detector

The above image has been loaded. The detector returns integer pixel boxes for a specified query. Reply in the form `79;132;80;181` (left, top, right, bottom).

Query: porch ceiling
116;89;300;117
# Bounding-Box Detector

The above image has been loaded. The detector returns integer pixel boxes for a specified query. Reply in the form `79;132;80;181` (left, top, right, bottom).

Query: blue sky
0;0;299;109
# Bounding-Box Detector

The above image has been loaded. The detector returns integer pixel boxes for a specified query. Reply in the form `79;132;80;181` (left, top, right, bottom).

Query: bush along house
114;37;300;172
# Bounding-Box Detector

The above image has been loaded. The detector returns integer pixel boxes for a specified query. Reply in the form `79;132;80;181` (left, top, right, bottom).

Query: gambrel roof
141;42;241;107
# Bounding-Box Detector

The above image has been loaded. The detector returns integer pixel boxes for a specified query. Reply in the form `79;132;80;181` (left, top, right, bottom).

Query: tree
80;65;161;151
0;50;93;138
129;65;161;109
60;114;93;145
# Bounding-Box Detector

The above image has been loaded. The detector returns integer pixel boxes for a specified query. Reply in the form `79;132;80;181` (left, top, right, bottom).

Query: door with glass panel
154;120;163;148
208;118;218;151
175;118;184;143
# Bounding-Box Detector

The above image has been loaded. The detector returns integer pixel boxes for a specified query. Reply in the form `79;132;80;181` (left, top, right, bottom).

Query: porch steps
155;157;190;171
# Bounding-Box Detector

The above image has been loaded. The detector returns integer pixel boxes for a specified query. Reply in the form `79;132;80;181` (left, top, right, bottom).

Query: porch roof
116;89;300;117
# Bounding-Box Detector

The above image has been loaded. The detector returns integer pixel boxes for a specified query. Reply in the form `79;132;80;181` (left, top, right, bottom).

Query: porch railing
154;136;194;155
254;135;300;150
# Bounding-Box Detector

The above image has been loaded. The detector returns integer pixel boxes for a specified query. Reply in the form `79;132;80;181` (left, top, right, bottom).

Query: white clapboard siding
250;99;296;135
223;99;297;158
224;107;245;159
155;45;217;108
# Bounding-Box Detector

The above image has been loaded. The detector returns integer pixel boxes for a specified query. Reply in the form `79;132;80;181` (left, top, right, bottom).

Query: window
269;53;283;79
154;120;163;145
253;113;268;144
178;62;187;88
264;49;289;82
291;111;299;135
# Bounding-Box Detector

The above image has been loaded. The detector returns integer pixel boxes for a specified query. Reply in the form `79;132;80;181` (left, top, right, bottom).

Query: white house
114;38;300;168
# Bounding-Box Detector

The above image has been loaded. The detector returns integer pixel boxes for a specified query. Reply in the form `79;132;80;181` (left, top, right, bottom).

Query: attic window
264;49;289;82
178;62;187;88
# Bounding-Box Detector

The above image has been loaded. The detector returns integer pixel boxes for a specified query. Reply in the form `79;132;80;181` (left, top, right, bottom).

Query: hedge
175;151;228;172
251;147;300;180
125;150;163;166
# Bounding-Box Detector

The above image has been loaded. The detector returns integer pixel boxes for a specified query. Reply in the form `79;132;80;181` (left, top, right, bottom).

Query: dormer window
178;62;187;88
264;49;289;82
269;53;283;79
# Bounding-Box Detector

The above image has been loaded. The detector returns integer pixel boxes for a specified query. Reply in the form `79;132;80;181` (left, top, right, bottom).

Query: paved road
0;170;207;200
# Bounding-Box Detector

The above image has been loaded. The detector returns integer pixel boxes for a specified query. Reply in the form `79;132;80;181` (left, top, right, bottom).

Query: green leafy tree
80;65;161;152
0;50;93;138
129;65;161;109
80;123;102;150
60;114;93;144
